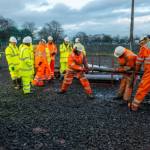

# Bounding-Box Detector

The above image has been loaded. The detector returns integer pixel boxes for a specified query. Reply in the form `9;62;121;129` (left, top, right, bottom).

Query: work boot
57;89;66;94
47;79;52;83
13;79;20;90
17;78;22;88
24;91;34;95
87;93;95;100
51;76;56;80
14;86;20;90
128;102;139;111
113;96;123;100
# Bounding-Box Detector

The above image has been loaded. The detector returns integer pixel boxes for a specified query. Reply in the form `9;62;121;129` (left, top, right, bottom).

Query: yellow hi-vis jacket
19;44;24;52
19;44;34;76
60;43;72;62
5;43;20;72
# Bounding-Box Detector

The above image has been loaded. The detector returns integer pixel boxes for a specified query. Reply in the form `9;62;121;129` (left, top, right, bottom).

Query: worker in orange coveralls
113;46;137;103
128;36;150;111
47;36;57;79
32;39;51;86
57;45;95;99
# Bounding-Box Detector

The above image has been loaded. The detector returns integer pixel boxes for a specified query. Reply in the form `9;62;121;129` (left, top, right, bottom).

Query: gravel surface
0;69;150;150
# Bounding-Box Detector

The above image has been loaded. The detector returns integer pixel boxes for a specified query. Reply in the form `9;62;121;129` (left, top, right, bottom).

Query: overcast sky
0;0;149;37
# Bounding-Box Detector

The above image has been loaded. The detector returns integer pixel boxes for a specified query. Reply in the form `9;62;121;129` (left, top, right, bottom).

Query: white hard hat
114;46;125;58
64;37;69;42
139;36;147;42
48;36;53;41
41;39;46;43
23;36;32;43
75;38;80;43
9;36;17;43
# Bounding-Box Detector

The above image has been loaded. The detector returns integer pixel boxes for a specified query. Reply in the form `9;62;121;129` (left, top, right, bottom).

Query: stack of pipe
87;64;142;80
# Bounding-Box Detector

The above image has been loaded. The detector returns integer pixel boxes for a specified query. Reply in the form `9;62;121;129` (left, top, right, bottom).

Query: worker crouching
113;46;137;103
58;45;95;99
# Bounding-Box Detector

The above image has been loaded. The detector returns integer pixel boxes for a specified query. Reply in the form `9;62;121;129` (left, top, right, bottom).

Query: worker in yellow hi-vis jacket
20;36;34;94
5;36;21;89
59;37;72;75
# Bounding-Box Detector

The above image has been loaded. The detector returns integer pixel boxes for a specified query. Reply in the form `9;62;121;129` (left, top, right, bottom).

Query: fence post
111;57;114;86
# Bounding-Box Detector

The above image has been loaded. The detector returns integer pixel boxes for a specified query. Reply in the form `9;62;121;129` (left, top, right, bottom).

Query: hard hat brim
114;53;120;58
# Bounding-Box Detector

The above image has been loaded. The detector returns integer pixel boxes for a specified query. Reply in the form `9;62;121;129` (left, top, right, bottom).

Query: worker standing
19;36;34;80
20;36;34;94
32;39;51;86
47;36;57;79
59;37;72;76
73;38;86;55
129;36;150;111
5;36;21;89
58;45;95;99
113;46;137;103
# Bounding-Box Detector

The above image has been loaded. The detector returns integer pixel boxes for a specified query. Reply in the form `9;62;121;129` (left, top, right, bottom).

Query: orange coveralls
116;49;137;102
33;43;51;86
60;52;92;95
47;43;57;78
130;43;150;110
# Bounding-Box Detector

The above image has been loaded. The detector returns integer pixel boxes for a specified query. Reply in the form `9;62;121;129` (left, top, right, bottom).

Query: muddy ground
0;68;150;150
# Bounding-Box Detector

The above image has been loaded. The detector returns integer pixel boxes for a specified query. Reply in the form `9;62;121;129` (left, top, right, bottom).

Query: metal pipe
85;74;122;80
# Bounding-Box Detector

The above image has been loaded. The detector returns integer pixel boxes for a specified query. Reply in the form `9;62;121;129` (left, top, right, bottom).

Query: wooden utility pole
130;0;135;50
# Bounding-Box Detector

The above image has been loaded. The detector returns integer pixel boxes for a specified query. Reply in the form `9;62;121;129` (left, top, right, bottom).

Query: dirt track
0;69;150;150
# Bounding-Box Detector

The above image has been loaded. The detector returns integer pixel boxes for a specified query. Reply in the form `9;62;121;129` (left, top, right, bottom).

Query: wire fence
0;43;139;69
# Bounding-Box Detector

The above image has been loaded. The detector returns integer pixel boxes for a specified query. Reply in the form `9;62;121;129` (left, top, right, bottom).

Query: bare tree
0;16;18;42
22;22;36;35
38;20;64;43
49;20;64;42
38;27;49;40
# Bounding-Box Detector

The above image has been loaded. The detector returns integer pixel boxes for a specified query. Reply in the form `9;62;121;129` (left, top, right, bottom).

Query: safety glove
38;62;42;66
85;68;89;74
82;68;88;73
114;68;125;73
11;66;15;71
51;52;56;56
